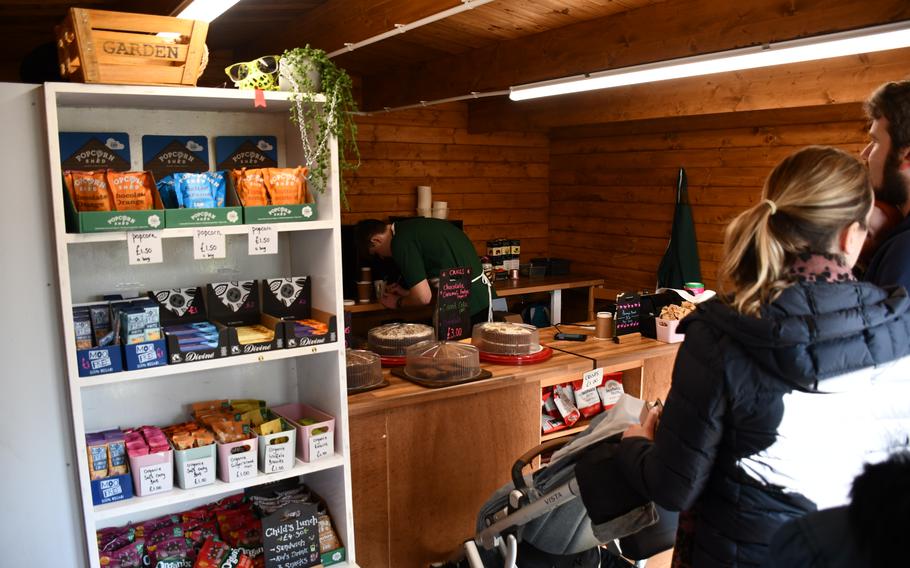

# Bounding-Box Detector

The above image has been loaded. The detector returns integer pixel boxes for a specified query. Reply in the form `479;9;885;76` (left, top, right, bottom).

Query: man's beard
876;150;909;208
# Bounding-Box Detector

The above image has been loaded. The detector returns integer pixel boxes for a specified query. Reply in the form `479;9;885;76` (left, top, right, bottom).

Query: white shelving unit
44;83;357;567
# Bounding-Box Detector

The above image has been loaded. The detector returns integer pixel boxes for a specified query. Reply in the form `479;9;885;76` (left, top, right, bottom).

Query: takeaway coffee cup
357;281;372;303
596;312;614;339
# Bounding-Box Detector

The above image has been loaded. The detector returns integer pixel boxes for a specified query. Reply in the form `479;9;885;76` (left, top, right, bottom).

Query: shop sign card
216;136;278;170
263;502;320;568
141;135;209;180
436;266;472;341
59;132;131;171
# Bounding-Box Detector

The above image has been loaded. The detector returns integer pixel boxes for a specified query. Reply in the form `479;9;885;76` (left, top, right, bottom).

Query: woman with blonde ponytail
614;146;910;567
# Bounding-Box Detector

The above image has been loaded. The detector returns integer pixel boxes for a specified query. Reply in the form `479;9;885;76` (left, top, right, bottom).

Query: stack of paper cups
432;201;448;219
417;186;432;217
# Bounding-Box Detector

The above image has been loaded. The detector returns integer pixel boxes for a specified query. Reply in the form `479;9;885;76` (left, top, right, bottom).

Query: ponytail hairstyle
719;146;873;316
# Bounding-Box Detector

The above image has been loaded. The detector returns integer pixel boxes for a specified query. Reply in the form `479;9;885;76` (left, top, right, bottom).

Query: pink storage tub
216;436;258;483
272;403;335;462
128;449;174;497
655;317;685;343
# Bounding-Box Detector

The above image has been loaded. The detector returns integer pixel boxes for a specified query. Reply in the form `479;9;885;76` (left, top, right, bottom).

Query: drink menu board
262;502;320;568
436;267;472;341
614;291;641;336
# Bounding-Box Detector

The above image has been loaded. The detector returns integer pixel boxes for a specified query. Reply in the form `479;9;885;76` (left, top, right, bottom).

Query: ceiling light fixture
171;0;242;23
509;20;910;101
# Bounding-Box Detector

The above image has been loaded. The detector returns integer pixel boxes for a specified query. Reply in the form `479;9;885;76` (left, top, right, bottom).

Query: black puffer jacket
618;281;910;567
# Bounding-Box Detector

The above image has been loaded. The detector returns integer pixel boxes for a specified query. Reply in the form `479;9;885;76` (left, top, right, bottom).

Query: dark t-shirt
391;218;490;316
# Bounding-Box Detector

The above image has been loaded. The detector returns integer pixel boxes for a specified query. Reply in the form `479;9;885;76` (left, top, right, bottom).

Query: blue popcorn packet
173;171;227;209
156;174;180;209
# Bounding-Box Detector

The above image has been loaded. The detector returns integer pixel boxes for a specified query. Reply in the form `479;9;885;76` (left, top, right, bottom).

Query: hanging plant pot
281;46;360;209
278;57;321;93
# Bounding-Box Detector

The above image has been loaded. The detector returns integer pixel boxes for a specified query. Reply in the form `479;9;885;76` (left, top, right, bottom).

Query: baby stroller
444;395;678;568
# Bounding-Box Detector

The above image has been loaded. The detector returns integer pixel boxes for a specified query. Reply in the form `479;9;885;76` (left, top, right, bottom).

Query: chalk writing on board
263;502;320;568
436;267;472;341
614;291;641;336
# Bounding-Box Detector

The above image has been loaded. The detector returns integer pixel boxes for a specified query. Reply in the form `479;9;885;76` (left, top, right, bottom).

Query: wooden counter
347;330;679;567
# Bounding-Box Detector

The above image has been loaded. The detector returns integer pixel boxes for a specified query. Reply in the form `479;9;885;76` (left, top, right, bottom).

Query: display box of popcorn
655;302;695;344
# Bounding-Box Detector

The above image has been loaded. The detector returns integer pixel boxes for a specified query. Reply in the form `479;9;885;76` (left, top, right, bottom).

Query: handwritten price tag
582;368;604;390
308;432;333;461
248;225;277;255
127;231;163;265
139;463;172;495
193;228;225;260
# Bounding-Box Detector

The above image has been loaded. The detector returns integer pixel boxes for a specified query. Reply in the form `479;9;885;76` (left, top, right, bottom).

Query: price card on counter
127;231;163;265
435;266;472;341
249;224;278;255
582;368;604;390
193;228;225;260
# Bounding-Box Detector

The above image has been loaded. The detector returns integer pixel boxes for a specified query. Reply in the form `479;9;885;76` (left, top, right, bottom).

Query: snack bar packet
318;507;342;552
106;171;155;211
264;167;308;205
86;433;109;480
174;172;227;208
232;169;268;206
553;384;581;427
67;170;113;211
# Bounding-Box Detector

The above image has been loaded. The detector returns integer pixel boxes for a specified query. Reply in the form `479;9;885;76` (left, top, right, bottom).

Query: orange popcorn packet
106;170;155;211
232;168;269;206
67;170;114;211
264;167;308;205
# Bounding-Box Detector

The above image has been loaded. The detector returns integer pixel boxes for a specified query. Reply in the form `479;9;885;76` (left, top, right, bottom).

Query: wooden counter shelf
347;327;680;568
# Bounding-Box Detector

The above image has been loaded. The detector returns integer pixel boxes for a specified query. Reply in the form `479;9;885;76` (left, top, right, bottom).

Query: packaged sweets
74;308;94;349
104;430;128;476
98;539;145;568
232;168;268;206
174;171;227;208
106;170;155;211
86;433;109;480
162;421;215;450
571;377;604;419
263;167;308;205
234;324;275;345
553;384;581;427
66;170;113;211
89;304;112;346
156;174;180;209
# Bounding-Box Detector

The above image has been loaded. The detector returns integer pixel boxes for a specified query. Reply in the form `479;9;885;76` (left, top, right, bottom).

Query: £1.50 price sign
127;231;163;265
193;228;226;260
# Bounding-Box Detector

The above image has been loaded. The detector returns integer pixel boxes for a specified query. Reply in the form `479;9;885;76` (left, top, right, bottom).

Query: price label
265;444;289;473
228;452;257;482
183;458;214;487
127;231;162;265
582;368;604;390
248;225;277;255
193;228;225;260
308;432;333;461
139;463;171;495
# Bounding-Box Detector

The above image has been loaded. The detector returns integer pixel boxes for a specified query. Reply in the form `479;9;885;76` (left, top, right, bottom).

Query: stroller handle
511;438;572;491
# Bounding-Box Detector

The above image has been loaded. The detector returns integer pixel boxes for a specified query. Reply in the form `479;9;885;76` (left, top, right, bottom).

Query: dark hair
864;80;910;151
354;219;387;258
848;451;910;566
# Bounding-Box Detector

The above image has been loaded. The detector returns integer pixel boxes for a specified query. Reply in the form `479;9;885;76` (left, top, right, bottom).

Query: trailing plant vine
281;46;359;208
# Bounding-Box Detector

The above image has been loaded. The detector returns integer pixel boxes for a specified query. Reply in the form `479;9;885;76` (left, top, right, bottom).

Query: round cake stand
479;346;554;365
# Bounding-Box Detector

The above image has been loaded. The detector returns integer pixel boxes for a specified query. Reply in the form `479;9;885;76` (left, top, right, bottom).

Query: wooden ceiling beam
466;48;910;132
241;0;466;60
361;0;910;111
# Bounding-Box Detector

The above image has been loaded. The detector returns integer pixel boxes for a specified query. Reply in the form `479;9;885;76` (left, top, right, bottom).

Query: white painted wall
0;83;87;566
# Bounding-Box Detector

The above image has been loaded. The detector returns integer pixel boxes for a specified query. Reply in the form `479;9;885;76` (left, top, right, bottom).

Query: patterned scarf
787;252;855;283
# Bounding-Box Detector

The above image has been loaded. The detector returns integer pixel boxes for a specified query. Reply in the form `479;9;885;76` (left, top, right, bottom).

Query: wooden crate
56;8;209;87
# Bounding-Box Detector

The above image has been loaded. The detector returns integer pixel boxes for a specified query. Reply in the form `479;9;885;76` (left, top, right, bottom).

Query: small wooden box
56;8;208;86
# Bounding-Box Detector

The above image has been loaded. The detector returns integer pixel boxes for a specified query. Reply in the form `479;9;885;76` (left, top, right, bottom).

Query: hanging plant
280;46;360;208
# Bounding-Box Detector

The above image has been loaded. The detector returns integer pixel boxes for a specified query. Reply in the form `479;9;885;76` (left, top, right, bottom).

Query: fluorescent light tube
510;20;910;101
173;0;242;23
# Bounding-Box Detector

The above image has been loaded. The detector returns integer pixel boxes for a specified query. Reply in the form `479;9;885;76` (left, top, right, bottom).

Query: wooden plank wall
341;102;550;260
548;103;869;291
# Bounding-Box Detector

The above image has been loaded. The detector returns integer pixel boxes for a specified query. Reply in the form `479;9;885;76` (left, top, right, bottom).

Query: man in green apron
356;218;493;325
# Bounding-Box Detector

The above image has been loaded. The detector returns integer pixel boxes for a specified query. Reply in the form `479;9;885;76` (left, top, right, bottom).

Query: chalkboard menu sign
436;266;472;341
262;502;320;568
614;291;641;336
